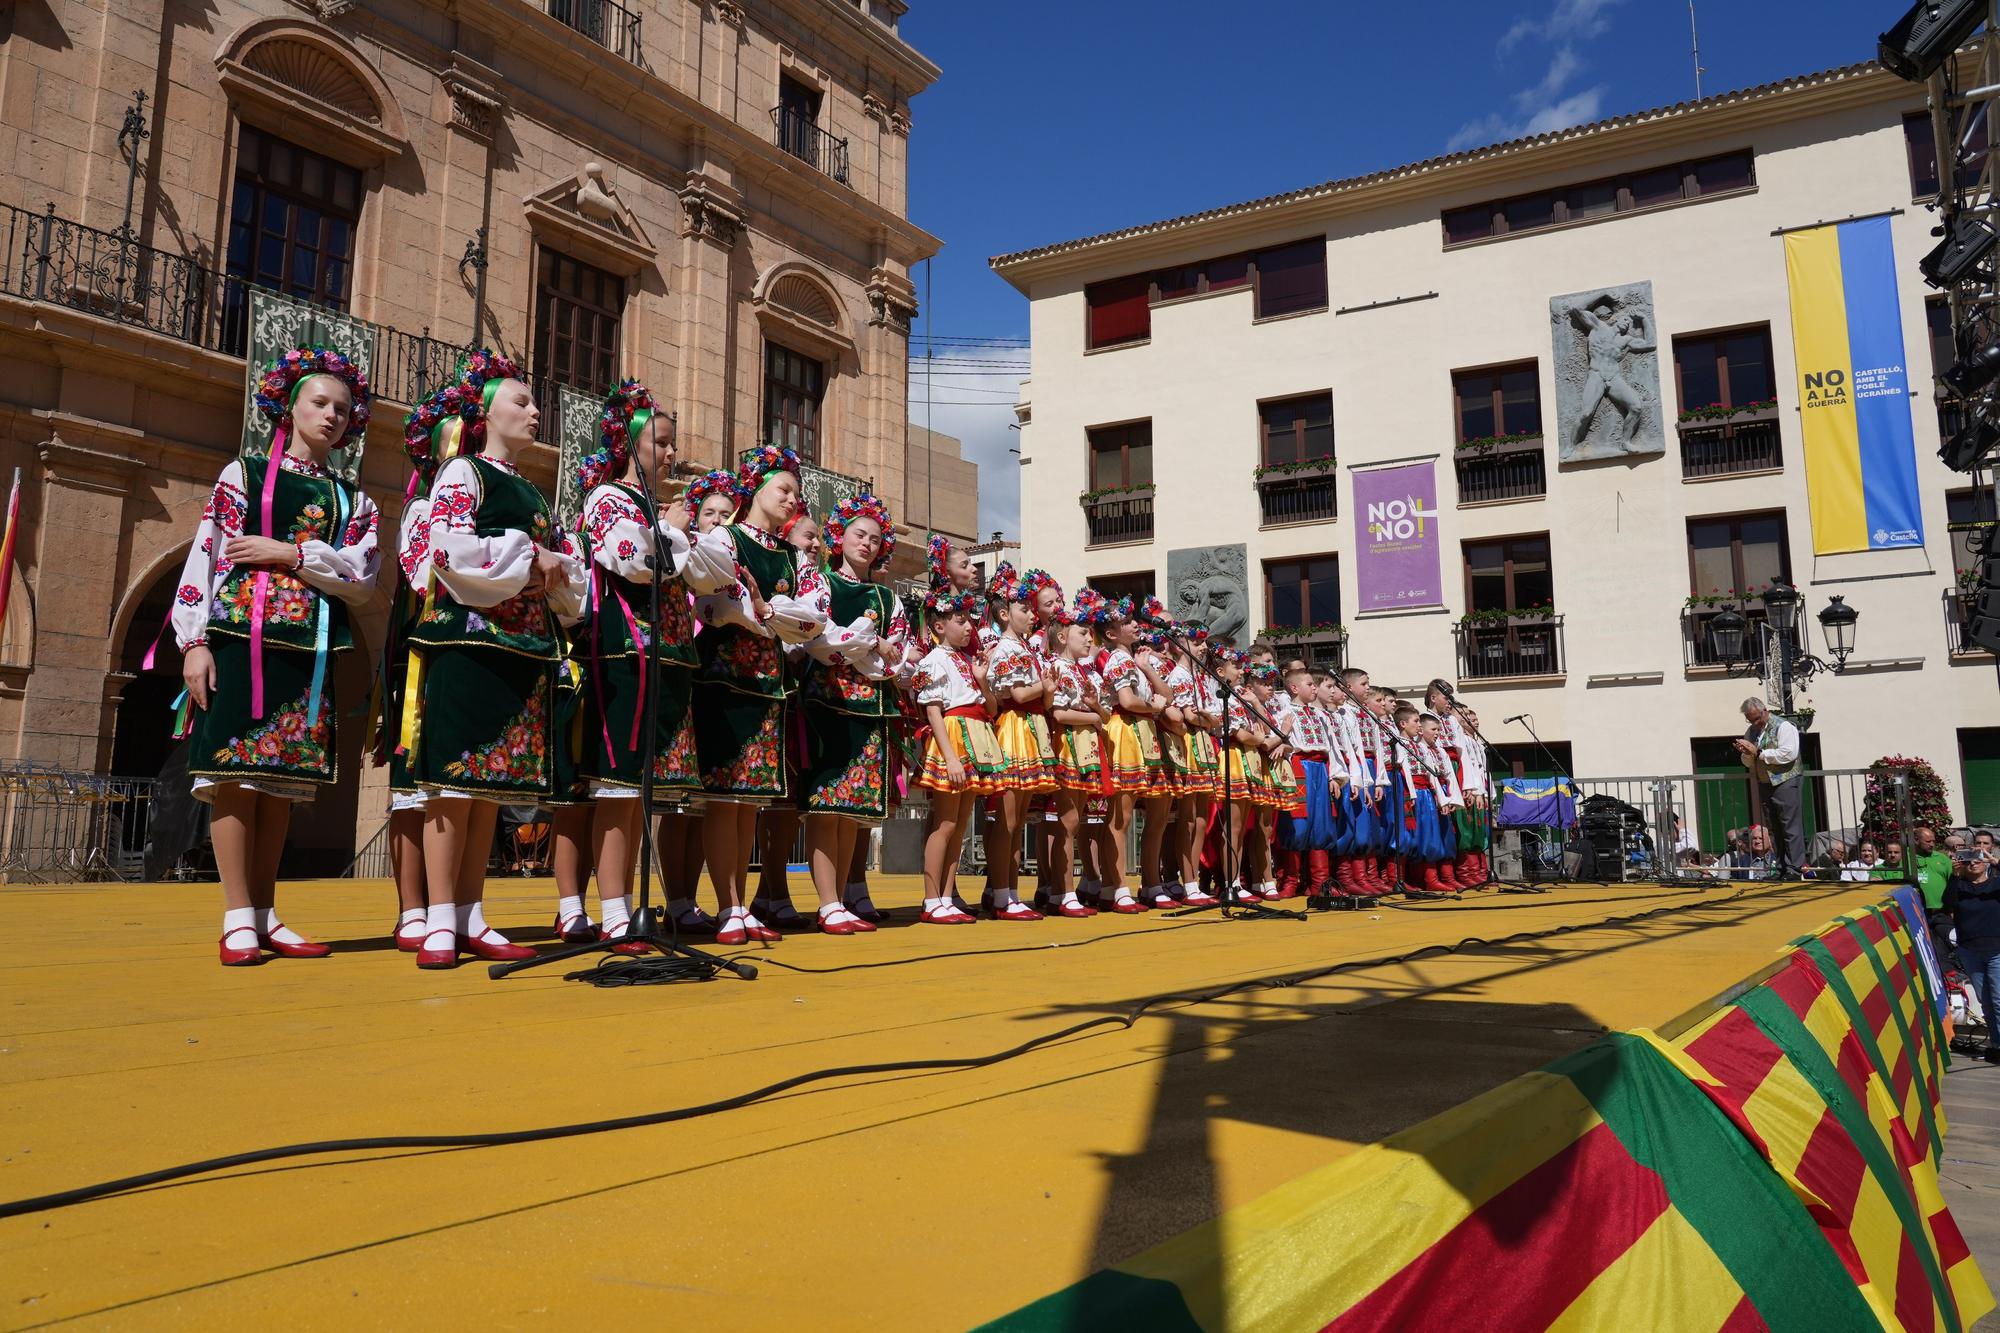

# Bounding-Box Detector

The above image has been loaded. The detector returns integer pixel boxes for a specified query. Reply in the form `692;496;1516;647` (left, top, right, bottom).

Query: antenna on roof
1688;1;1706;99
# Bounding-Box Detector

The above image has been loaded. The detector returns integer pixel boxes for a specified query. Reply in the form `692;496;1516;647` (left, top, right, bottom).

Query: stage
0;875;1890;1328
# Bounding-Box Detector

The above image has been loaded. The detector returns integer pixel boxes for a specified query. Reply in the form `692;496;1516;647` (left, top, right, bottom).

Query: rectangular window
1252;238;1328;319
1686;511;1790;598
1264;556;1340;629
1906;110;1988;198
1087;421;1152;490
1259;391;1335;467
1151;253;1250;303
1088;572;1155;604
1440;150;1754;246
1086;273;1151;349
1453;362;1543;442
533;248;626;422
764;342;826;463
1673;324;1776;412
225;125;362;309
1463;534;1552;612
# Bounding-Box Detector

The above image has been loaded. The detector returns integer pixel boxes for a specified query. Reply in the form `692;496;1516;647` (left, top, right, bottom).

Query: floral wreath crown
823;492;897;569
734;444;802;519
254;346;371;444
402;348;524;475
926;533;955;591
582;379;672;495
924;587;982;617
686;468;745;518
1070;588;1112;628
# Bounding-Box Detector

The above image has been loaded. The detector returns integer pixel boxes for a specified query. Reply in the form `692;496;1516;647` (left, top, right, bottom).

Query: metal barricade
0;765;156;883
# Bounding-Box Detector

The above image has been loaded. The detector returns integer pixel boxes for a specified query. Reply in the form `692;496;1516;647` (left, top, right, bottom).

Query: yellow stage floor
0;875;1885;1329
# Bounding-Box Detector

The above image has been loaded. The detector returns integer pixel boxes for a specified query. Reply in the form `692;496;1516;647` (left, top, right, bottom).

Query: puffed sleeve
583;484;690;583
170;460;247;651
766;552;829;646
913;653;951;708
424;457;535;609
545;526;587;623
682;524;740;595
397;496;431;584
295;484;380;608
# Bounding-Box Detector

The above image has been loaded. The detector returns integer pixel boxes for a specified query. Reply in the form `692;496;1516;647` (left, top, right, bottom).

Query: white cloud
906;339;1027;538
1451;3;1620;152
1499;0;1623;53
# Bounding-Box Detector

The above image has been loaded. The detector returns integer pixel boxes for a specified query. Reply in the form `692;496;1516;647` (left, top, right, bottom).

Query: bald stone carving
1550;282;1666;463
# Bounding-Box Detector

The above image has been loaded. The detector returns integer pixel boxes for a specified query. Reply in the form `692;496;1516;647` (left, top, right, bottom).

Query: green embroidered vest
408;457;558;660
207;455;355;653
803;573;898;718
696;524;794;699
589;482;698;670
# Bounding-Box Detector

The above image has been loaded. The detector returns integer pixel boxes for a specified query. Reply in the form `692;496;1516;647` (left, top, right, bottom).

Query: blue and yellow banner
1784;216;1923;554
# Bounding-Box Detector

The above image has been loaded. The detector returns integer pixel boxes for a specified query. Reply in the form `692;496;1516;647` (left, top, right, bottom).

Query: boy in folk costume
401;352;587;969
1429;678;1492;887
687;445;827;945
1393;707;1456;900
983;565;1060;919
1417;711;1467;893
797;493;909;935
913;588;1003;922
175;347;381;965
652;467;742;933
1276;663;1338;903
1329;669;1383;899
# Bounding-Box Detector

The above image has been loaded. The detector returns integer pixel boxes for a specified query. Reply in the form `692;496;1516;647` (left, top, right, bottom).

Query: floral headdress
401;385;463;486
988;562;1021;603
924;587;982;617
823;492;896;569
1071;588;1111;628
1101;594;1136;624
734;444;802;520
926;533;954;591
1139;595;1174;627
582;379;659;493
1248;662;1280;686
254;346;371;444
403;348;525;475
686;468;744;518
1212;644;1244;666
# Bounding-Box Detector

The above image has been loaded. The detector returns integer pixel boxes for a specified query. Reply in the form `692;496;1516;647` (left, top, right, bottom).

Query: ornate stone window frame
213;17;406;167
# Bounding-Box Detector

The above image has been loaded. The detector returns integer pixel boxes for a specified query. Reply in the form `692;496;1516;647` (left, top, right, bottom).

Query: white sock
253;907;306;946
424;901;457;946
464;902;508;944
1061;890;1082;908
600;895;632;936
222;907;258;947
557;894;587;926
396;908;427;937
923;896;942;913
1112;886;1137;905
819;902;854;921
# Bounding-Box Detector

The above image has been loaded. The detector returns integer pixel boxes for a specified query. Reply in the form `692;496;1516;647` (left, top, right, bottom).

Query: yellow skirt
1158;727;1191;793
1102;713;1166;795
991;710;1057;793
1219;744;1272;805
1185;729;1221;798
918;714;1004;795
1267;755;1300;810
1052;723;1105;793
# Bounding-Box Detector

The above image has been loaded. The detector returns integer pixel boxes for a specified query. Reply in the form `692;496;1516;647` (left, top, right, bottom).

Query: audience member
1945;849;2000;1058
1914;826;1955;910
1842;839;1883;882
1728;825;1777;879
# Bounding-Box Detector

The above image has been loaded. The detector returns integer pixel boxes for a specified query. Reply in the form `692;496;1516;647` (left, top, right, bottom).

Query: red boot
1274;846;1302;899
1306;850;1334;897
1432;856;1463;892
1456;851;1482;887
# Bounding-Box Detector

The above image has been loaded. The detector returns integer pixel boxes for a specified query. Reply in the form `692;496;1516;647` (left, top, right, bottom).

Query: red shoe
262;933;331;959
463;928;536;962
816;908;865;935
555;913;602;944
1432;860;1463;892
416;931;460;970
1108;896;1149;914
602;924;649;955
1057;900;1099;918
718;911;782;944
394;921;427;953
920;905;977;924
989;901;1044;921
218;932;265;967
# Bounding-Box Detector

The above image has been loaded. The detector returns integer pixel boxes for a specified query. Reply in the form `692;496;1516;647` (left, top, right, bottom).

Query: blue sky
898;0;1909;535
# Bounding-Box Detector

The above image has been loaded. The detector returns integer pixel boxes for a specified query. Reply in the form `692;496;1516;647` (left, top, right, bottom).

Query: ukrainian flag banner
1784;216;1924;554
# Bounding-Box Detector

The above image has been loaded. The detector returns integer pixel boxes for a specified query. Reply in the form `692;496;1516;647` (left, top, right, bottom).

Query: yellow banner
1784;227;1868;554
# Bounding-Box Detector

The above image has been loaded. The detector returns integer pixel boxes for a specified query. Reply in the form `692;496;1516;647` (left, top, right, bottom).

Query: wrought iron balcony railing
1454;613;1564;680
546;0;643;64
1083;490;1153;547
1255;461;1338;526
1264;628;1348;671
1680;604;1770;670
773;107;851;186
3;200;493;410
1454;436;1546;504
1678;410;1783;479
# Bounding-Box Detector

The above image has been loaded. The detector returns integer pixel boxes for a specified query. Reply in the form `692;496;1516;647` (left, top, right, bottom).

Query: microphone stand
1369;715;1459;902
1506;713;1584;889
493;450;754;983
1155;625;1296;923
1443;700;1543;894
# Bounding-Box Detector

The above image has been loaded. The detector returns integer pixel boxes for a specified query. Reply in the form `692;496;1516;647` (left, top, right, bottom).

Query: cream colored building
0;0;938;871
902;424;979;553
996;60;2000;825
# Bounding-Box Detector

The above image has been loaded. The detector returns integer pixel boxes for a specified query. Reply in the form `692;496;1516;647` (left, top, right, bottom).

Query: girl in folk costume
1214;648;1275;903
655;467;742;932
1428;679;1492;887
1099;597;1170;912
1131;602;1184;905
982;565;1060;919
1046;600;1110;917
750;510;825;927
175;347;381;965
921;533;986;913
1244;663;1291;899
797;493;909;935
687;445;827;946
560;382;706;951
1161;627;1221;907
402;353;586;968
912;588;1003;923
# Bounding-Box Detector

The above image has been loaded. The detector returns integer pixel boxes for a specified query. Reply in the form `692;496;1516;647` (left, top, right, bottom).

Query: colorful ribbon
303;479;349;728
247;425;287;719
396;420;463;758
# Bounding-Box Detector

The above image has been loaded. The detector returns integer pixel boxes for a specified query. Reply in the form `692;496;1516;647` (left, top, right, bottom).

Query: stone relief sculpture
1549;282;1666;462
1167;544;1249;645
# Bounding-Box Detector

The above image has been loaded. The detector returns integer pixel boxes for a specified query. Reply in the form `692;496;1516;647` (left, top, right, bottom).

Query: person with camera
1946;847;2000;1060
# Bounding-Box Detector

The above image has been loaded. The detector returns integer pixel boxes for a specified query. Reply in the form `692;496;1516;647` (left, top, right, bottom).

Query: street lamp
1703;584;1859;716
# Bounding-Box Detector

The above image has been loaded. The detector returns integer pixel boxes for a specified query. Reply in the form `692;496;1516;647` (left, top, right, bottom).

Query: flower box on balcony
1454;430;1543;458
1675;399;1778;428
1253;458;1339;482
1079;483;1154;506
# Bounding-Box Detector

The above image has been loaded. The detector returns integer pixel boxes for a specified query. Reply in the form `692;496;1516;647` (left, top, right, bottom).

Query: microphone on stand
1503;713;1528;725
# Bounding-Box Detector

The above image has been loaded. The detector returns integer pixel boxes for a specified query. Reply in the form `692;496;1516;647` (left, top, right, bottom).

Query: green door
1963;728;2000;824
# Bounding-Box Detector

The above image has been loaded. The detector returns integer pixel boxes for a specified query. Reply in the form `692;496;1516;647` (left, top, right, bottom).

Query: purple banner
1353;462;1442;612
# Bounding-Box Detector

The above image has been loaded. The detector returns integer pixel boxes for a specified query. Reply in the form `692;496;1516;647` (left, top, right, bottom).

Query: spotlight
1879;0;1987;83
1942;341;2000;398
1921;216;1997;288
1942;414;2000;470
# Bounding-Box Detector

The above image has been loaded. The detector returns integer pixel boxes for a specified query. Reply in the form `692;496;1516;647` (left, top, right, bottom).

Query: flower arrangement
1959;567;1980;592
1676;398;1778;425
1859;755;1954;845
1079;482;1155;505
1683;583;1774;610
1253;457;1339;479
1454;428;1543;456
1259;621;1346;642
1459;602;1554;625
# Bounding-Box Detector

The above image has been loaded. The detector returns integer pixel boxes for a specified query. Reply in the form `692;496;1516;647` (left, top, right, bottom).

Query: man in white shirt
1734;697;1804;877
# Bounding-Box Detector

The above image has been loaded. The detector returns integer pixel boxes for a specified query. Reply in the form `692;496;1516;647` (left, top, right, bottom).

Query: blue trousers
1963;944;2000;1030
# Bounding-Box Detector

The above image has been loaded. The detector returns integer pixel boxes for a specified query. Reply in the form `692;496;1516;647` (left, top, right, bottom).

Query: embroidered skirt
693;679;790;805
188;638;335;798
801;703;893;823
917;712;1004;795
1052;723;1105;794
585;659;703;806
412;646;554;799
1185;730;1222;799
992;710;1057;793
1101;713;1164;795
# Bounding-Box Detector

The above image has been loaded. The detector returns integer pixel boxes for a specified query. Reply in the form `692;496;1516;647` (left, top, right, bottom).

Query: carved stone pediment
525;160;655;276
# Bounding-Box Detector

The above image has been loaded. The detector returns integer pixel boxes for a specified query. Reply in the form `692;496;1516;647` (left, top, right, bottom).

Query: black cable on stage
0;879;1798;1221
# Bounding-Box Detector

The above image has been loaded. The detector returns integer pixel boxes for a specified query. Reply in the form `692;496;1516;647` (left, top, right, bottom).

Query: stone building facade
0;0;939;869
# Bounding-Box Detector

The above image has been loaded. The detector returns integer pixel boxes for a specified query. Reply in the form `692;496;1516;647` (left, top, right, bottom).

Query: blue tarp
1497;776;1577;829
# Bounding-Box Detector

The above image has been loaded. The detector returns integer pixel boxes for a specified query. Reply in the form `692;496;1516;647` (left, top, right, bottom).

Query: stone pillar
27;433;141;771
676;172;745;471
865;261;917;522
431;58;503;346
